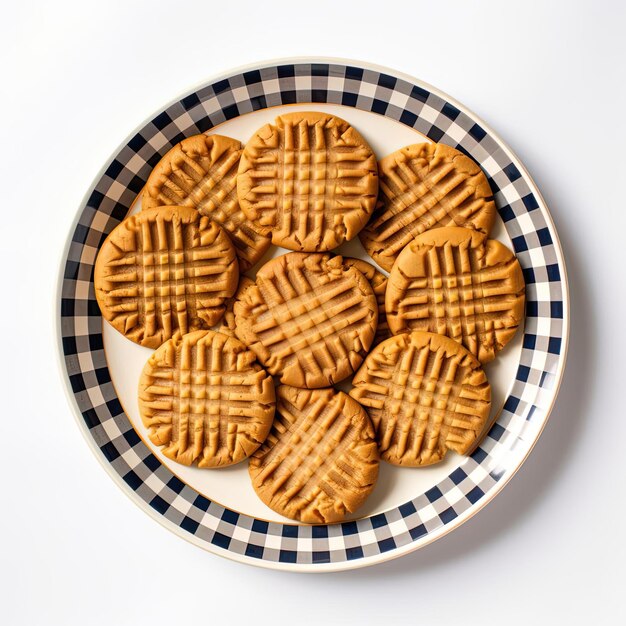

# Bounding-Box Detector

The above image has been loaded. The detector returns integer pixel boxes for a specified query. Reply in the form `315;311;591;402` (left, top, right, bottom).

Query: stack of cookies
94;111;525;523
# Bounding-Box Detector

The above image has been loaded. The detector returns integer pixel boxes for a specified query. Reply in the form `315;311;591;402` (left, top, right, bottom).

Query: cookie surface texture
234;252;378;388
386;226;525;363
350;331;491;466
142;134;270;270
94;206;239;348
214;276;255;338
342;257;391;346
249;385;379;523
237;111;378;251
360;143;496;271
139;330;275;468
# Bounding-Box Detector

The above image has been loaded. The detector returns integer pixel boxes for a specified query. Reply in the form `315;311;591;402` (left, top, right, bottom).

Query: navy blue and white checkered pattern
59;61;567;569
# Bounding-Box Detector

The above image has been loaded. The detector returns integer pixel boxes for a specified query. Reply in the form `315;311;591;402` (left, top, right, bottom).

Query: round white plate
57;58;569;571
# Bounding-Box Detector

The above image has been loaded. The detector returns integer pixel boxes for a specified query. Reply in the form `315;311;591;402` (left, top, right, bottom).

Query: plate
57;58;569;572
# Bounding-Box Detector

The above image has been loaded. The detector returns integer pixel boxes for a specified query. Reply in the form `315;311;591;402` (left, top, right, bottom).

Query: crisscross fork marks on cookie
398;245;520;355
342;257;391;346
139;331;275;468
351;332;491;466
255;270;368;382
361;144;495;270
257;120;371;238
379;157;489;251
238;112;378;251
139;213;187;341
250;387;379;523
170;147;265;266
95;207;238;348
143;135;270;270
278;117;328;244
366;345;481;457
103;217;191;336
256;393;354;500
386;228;525;363
234;253;378;388
109;220;230;330
154;146;239;213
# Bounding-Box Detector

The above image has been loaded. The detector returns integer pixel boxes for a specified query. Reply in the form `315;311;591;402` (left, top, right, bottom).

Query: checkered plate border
57;59;569;571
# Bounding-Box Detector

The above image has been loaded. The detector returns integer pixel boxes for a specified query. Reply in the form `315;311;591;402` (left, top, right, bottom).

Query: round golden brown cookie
249;385;379;523
385;226;525;363
360;143;496;271
94;206;239;348
142;134;270;271
139;330;275;468
234;252;378;388
237;111;378;252
350;331;491;467
342;257;391;346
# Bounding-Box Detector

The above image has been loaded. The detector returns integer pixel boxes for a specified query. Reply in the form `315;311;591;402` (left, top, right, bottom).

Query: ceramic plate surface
58;58;568;571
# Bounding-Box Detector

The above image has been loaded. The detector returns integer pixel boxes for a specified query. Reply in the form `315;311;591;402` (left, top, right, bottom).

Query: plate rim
55;56;570;572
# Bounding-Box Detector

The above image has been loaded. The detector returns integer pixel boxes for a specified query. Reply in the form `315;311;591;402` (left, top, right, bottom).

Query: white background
1;1;625;624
